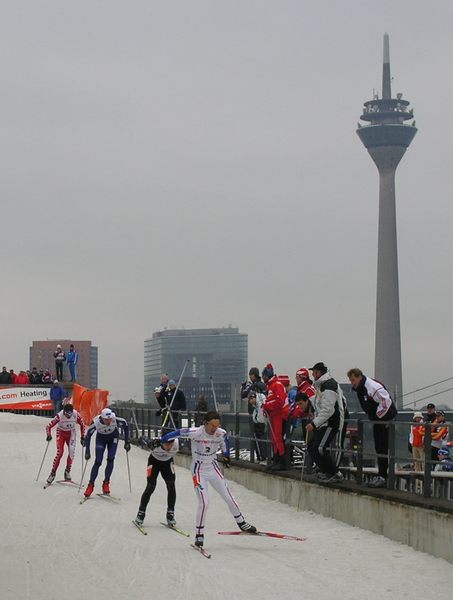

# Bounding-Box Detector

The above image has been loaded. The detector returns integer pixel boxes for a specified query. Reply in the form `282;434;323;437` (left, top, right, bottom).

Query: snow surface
1;413;453;600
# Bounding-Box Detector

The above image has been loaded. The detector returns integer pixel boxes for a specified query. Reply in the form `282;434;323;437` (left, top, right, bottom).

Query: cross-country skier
83;407;130;497
161;411;256;548
45;403;86;484
134;433;179;527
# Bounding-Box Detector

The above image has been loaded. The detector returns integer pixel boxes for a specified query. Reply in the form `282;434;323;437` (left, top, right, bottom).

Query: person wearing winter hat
53;344;66;382
83;408;130;498
259;364;290;471
241;367;268;462
410;412;425;491
44;403;86;485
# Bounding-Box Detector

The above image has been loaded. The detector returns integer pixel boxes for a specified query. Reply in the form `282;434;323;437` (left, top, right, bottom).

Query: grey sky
1;1;452;407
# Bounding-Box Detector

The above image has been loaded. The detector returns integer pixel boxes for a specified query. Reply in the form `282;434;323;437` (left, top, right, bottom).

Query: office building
29;339;98;389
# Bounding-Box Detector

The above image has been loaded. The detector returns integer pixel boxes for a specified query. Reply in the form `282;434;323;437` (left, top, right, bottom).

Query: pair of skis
131;520;190;538
80;493;121;505
190;530;307;559
43;479;79;490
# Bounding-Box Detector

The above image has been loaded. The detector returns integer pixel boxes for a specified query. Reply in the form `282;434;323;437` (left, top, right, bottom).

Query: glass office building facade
144;327;248;409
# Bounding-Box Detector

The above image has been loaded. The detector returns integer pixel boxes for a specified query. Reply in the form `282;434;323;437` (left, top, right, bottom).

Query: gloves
223;455;231;468
124;442;131;452
46;434;52;442
85;451;91;461
80;436;86;447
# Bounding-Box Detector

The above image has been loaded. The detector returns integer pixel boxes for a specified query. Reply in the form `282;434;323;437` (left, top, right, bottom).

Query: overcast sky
1;1;452;407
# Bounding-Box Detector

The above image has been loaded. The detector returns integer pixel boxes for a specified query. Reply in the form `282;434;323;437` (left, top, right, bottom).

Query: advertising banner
0;387;53;410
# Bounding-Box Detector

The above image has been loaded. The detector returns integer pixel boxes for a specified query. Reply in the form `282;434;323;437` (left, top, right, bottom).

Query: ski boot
64;468;71;481
166;510;176;526
194;534;204;548
238;520;257;534
135;510;146;526
102;480;110;495
84;481;95;497
46;472;56;485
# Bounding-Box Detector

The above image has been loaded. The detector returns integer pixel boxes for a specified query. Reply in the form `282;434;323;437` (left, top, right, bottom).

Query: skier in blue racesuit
83;407;130;497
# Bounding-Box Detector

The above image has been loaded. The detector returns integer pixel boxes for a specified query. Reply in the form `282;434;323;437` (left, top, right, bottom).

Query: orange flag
71;383;109;426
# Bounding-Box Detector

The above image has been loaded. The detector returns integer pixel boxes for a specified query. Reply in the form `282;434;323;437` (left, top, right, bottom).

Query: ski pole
36;441;50;482
210;377;219;412
131;409;140;438
79;458;89;494
297;429;310;511
161;359;190;430
126;450;132;493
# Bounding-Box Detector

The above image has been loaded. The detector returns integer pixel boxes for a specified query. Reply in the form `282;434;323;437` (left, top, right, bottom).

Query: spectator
347;367;397;488
42;369;53;384
306;362;344;483
9;369;17;384
431;411;449;465
38;369;45;383
410;412;424;493
434;448;453;472
53;344;66;381
50;380;67;415
66;344;78;382
15;370;29;385
29;367;42;384
0;367;11;384
241;367;268;462
194;394;208;427
260;363;290;472
292;368;316;467
424;403;437;424
164;379;186;430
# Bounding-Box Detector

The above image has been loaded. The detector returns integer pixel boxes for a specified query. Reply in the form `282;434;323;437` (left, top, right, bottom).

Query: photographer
241;367;267;462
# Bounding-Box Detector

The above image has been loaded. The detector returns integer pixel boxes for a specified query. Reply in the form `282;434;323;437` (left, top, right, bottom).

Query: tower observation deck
356;34;417;404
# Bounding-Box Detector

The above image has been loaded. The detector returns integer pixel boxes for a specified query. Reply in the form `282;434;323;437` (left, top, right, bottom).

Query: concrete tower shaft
356;35;417;404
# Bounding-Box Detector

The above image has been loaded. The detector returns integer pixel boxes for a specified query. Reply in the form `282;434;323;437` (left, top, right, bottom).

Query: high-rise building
144;327;248;409
29;339;98;389
356;34;417;405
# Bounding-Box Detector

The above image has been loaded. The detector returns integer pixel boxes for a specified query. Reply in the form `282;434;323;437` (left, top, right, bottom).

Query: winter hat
249;367;260;378
63;404;74;415
296;367;310;380
53;379;59;384
57;344;62;348
310;362;328;374
101;408;113;419
438;448;450;457
278;374;291;387
154;386;161;393
413;412;423;420
169;379;176;386
262;363;274;379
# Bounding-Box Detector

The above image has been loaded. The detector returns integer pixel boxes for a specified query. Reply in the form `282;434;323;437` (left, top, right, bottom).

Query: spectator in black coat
0;367;11;384
241;367;268;462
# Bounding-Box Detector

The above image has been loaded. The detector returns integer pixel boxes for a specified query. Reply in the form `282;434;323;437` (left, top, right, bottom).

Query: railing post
249;417;255;463
234;412;240;460
356;419;364;485
387;421;395;490
423;424;432;498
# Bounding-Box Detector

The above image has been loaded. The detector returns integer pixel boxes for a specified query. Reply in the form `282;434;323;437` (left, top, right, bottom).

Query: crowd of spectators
0;366;55;385
0;343;79;387
151;362;452;492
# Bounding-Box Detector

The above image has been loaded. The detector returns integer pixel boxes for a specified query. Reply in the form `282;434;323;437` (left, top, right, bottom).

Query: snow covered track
1;413;452;600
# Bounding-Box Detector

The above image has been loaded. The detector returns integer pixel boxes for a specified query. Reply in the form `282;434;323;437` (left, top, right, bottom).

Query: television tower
356;34;417;405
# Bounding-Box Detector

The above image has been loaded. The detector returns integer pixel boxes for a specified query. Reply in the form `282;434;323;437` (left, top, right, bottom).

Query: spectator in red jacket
15;370;29;385
261;363;290;472
9;370;17;384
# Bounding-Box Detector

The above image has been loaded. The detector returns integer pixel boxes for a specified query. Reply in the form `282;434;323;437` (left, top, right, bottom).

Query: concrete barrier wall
174;454;453;564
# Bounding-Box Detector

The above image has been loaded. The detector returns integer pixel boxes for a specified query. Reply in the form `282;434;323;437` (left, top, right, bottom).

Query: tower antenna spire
382;33;391;99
